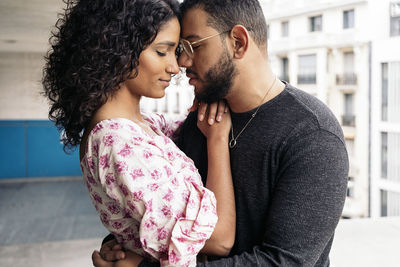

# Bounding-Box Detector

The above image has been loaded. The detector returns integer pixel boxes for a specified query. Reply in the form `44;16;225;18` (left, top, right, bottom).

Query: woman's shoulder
91;118;139;136
85;118;146;149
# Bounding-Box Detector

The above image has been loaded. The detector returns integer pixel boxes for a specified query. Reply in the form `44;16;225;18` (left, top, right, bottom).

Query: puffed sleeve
142;112;187;141
92;121;217;266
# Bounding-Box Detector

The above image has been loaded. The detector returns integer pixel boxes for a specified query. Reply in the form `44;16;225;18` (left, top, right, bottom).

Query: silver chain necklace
229;76;277;149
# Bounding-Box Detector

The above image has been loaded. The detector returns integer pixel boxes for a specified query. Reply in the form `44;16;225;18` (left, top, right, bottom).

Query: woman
43;0;235;266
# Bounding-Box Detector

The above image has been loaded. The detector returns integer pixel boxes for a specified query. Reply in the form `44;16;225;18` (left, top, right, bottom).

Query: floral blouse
80;113;218;267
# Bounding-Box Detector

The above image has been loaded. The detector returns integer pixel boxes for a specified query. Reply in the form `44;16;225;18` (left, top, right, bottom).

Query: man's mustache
186;69;199;78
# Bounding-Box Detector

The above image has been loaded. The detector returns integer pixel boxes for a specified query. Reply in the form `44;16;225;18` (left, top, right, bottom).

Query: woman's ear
229;25;249;59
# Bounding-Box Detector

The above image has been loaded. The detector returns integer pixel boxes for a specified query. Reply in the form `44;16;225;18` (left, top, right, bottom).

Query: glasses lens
180;39;193;58
176;43;184;57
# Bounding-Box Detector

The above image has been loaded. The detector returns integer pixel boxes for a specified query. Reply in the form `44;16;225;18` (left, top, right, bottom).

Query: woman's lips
159;79;170;87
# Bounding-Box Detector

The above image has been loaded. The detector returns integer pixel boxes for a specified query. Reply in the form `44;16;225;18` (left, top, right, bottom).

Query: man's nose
178;51;192;68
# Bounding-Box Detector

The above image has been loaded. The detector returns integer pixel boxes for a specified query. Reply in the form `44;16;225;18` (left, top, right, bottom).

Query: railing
297;74;316;84
336;73;357;85
342;114;356;127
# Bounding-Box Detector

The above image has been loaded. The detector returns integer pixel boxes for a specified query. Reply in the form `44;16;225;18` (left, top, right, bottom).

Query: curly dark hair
43;0;179;152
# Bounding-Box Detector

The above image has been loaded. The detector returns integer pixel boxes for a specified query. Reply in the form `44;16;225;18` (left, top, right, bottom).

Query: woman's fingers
198;102;208;122
197;100;230;125
216;100;228;122
207;102;219;125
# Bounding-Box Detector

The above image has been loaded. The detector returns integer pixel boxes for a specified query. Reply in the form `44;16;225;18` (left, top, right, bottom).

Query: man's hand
92;239;144;267
92;239;125;266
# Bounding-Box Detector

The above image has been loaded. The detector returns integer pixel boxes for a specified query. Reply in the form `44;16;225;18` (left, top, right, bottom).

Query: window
281;21;289;37
382;63;388;121
173;92;180;114
163;94;168;113
390;2;400;36
380;190;400;216
343;9;355;29
280;57;289;82
347;177;355;197
345;138;355;158
297;54;316;84
381;132;388;179
309;15;322;32
343;51;356;84
381;190;388;216
342;93;355;126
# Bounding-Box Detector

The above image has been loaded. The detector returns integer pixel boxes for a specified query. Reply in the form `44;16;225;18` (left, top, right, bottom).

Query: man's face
179;8;237;103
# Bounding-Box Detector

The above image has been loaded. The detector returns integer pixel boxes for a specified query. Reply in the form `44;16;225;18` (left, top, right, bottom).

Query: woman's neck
96;86;143;123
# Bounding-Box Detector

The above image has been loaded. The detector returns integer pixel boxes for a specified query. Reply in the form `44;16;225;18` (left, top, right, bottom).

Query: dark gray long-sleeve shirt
140;83;349;266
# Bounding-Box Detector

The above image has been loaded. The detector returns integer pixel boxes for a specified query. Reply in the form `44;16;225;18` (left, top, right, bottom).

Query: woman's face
125;17;180;99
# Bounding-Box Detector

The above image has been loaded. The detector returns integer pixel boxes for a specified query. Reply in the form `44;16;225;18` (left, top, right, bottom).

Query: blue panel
26;121;81;177
0;121;26;178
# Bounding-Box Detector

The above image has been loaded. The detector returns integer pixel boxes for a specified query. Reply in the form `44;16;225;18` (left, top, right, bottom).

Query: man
94;0;349;266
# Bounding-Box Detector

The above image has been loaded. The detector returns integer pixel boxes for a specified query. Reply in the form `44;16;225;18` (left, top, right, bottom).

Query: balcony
342;114;356;127
297;74;316;84
336;73;358;85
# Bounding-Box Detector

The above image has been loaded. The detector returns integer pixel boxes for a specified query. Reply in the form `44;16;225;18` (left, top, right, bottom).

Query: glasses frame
179;30;230;58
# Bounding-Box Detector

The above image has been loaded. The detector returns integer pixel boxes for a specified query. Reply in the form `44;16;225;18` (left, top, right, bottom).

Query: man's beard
195;49;237;104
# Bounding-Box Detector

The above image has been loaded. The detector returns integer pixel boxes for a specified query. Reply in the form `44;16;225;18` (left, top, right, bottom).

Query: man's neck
226;65;285;113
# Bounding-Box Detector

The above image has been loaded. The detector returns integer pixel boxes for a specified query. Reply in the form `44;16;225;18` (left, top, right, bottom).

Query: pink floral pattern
81;114;217;266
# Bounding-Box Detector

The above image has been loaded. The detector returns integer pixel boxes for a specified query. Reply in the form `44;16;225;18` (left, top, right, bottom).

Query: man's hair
180;0;268;47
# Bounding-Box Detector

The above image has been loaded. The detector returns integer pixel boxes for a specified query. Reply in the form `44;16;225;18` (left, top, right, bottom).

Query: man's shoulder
277;83;344;141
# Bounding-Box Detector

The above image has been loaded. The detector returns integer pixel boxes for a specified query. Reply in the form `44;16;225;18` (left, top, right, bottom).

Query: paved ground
0;177;108;246
330;217;400;267
0;177;399;267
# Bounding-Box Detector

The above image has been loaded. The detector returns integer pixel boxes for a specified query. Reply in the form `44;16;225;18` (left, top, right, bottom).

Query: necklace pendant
229;139;237;148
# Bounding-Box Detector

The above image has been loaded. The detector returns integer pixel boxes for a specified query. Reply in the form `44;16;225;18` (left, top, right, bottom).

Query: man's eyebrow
155;41;177;46
182;34;201;40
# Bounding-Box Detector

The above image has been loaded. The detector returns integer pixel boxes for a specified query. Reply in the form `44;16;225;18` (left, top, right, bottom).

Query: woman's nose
167;56;180;75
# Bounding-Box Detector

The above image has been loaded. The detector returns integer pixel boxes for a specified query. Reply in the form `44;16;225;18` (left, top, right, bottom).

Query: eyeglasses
179;30;230;58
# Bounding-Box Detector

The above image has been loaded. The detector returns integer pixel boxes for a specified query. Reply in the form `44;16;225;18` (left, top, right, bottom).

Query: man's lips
186;69;199;79
186;73;199;85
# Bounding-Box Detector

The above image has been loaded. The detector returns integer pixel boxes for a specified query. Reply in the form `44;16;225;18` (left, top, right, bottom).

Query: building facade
262;0;400;217
369;0;400;217
0;0;194;179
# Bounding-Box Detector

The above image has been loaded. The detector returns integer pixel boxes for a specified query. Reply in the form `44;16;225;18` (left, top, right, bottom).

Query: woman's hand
188;99;229;125
197;104;231;141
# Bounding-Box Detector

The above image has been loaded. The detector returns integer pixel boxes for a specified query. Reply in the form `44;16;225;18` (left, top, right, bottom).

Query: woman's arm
197;109;236;256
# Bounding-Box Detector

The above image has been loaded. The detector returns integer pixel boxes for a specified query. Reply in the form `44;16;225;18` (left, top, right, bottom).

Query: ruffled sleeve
89;120;217;266
142;112;187;141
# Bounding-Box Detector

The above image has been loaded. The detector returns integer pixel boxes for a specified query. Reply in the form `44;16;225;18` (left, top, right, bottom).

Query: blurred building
262;0;400;218
1;0;399;218
0;0;194;179
0;0;82;178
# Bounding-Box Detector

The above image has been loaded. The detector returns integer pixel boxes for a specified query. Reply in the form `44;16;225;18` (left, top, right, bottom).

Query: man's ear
229;25;249;59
